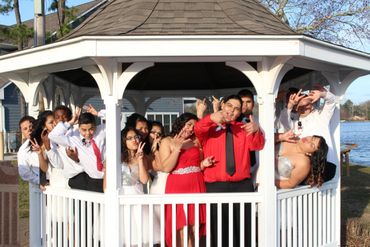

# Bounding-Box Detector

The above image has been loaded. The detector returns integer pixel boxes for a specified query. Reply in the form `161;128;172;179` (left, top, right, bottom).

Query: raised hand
68;107;81;126
30;138;42;154
308;89;326;104
135;142;146;161
287;89;306;110
83;104;98;116
210;110;226;126
151;135;161;153
41;129;51;150
241;115;259;134
196;98;207;119
171;130;191;152
211;96;221;113
66;147;79;163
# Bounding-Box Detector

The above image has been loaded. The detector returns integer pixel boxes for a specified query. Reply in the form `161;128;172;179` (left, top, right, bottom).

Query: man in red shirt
194;94;265;247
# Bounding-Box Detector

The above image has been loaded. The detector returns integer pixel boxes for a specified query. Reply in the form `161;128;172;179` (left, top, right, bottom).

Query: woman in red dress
159;113;214;247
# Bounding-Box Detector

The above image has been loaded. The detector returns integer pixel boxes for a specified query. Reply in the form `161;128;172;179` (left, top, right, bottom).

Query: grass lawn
18;178;29;218
341;165;370;246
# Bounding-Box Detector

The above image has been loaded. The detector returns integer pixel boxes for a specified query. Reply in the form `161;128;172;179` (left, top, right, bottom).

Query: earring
306;153;312;157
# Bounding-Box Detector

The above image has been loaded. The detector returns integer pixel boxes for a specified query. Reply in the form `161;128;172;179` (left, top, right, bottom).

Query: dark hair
19;116;35;128
126;113;151;154
305;135;328;187
121;127;141;163
238;89;254;103
150;121;165;137
222;94;242;106
28;111;53;151
54;105;72;121
126;113;148;128
170;113;198;137
78;112;96;126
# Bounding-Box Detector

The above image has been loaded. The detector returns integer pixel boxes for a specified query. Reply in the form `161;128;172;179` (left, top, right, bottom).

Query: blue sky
0;0;369;104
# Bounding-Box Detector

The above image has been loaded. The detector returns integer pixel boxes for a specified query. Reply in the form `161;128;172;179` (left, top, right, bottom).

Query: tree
0;0;12;13
49;0;76;38
259;0;370;49
341;99;354;119
0;0;33;50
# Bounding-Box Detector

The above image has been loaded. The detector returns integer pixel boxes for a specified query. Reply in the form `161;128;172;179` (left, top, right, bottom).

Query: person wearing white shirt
276;88;337;164
46;106;84;180
17;116;38;184
17;115;43;247
49;109;106;192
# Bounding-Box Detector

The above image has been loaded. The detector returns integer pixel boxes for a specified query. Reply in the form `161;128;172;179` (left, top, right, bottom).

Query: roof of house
64;0;296;39
23;0;105;35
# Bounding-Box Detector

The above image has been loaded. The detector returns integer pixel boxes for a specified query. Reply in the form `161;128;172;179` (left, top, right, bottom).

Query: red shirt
194;114;265;183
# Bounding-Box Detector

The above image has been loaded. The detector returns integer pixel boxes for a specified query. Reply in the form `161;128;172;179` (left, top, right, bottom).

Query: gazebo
0;0;369;246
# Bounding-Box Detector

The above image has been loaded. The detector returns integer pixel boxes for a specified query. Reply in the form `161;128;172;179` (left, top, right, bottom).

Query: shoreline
341;120;369;122
348;162;370;167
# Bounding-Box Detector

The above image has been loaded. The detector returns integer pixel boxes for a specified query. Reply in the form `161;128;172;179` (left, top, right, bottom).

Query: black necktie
226;124;235;176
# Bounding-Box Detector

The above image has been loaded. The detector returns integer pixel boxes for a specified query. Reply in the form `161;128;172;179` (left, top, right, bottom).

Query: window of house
120;112;179;134
146;112;179;134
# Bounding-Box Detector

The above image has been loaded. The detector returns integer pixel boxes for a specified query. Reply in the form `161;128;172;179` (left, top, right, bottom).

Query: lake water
340;121;370;166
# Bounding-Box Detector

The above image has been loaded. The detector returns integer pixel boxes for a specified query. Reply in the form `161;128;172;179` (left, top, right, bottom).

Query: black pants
206;179;254;247
68;172;103;193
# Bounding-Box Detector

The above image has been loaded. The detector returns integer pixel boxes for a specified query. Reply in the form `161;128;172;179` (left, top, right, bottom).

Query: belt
172;166;201;175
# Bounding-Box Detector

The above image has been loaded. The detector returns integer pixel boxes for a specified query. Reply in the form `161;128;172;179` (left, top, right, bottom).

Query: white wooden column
104;96;122;246
227;57;292;247
85;59;154;246
84;58;121;246
257;93;277;247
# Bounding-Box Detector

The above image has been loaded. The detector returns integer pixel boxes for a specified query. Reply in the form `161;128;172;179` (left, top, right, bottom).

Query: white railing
118;192;262;247
0;184;19;246
277;181;339;247
40;184;340;247
42;187;105;247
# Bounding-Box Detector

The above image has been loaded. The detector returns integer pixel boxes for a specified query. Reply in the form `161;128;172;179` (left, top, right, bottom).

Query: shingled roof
64;0;296;39
23;0;104;35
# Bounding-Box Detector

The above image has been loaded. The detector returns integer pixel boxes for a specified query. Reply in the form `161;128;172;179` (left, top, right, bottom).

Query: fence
41;183;340;247
0;161;19;246
277;182;338;247
118;192;262;247
42;187;105;247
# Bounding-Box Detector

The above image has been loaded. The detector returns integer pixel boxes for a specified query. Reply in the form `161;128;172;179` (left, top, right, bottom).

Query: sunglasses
126;135;141;141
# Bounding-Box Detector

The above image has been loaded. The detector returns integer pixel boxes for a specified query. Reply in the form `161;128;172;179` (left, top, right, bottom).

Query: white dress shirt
49;121;106;179
46;141;84;179
17;139;40;185
276;91;337;163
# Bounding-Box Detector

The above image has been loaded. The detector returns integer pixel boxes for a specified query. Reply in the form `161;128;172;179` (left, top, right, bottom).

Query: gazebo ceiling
63;0;295;39
52;62;312;90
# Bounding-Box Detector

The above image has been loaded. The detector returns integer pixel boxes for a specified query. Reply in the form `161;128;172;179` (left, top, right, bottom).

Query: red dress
165;146;206;246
